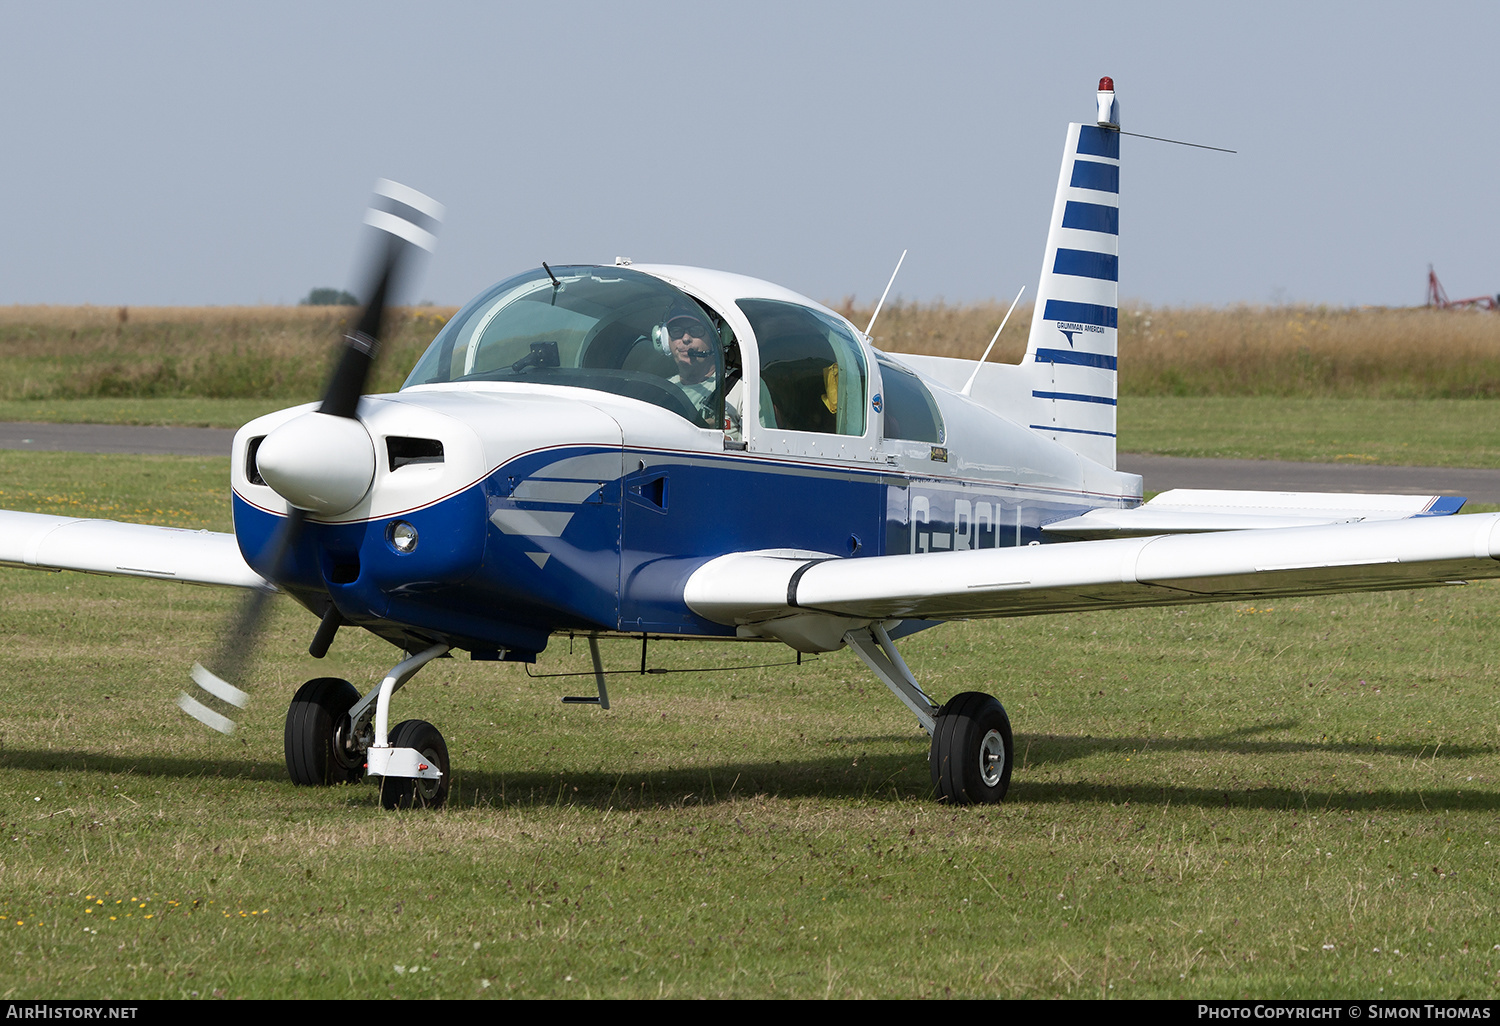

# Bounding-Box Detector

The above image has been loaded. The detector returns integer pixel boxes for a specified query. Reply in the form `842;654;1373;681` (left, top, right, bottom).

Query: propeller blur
4;79;1500;809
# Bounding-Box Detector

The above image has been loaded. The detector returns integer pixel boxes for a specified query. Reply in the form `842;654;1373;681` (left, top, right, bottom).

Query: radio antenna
1118;130;1235;154
960;284;1026;396
864;249;907;337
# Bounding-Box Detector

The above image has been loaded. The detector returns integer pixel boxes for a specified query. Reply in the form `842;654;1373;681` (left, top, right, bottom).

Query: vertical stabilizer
1023;92;1120;468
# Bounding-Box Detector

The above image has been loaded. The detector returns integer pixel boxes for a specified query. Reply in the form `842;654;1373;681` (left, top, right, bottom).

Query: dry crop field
0;304;457;404
5;301;1500;406
839;300;1500;399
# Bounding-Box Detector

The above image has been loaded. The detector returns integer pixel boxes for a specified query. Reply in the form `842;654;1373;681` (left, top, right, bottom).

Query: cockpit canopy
403;265;879;441
403;266;733;429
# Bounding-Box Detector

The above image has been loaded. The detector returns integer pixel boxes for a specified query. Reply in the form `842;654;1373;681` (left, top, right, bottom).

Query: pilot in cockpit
660;309;744;434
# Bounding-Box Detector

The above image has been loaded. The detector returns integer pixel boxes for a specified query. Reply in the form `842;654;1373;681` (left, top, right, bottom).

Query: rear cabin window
876;356;945;444
736;299;867;436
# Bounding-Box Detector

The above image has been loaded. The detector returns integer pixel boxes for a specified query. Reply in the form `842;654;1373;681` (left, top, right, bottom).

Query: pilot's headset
652;307;716;356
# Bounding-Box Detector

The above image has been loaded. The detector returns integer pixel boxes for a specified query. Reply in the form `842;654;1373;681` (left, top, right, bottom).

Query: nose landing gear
282;643;454;809
378;719;451;810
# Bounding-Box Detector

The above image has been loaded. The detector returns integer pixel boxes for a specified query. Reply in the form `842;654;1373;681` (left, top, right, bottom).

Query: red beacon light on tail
1096;76;1119;129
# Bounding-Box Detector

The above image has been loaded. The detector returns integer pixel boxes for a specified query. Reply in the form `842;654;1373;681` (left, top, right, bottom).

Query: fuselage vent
387;436;445;472
246;435;267;486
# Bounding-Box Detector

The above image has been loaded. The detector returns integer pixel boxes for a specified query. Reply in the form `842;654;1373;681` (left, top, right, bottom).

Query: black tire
284;677;364;786
379;719;451;810
929;691;1013;805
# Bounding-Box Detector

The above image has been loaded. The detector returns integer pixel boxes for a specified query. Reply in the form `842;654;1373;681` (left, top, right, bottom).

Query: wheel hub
979;728;1006;788
330;715;364;773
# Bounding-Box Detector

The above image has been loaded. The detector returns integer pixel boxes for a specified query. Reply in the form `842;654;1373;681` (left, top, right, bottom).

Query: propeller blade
321;180;444;420
179;179;442;733
179;509;306;733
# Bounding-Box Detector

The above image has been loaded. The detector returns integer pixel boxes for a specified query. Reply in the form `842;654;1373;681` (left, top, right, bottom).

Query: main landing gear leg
844;624;1014;805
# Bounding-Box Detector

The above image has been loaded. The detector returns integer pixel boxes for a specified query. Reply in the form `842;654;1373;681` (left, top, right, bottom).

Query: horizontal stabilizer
1042;489;1465;538
0;511;266;588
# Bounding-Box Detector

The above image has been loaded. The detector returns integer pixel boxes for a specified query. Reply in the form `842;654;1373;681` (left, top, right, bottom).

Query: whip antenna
960;284;1026;397
864;249;907;336
1119;130;1235;154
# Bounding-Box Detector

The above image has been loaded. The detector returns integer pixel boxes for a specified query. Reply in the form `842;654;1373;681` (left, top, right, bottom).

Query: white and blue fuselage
230;263;1141;661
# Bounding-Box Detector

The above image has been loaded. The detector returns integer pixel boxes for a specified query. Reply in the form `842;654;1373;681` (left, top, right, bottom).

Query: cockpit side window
403;266;739;431
735;299;867;436
876;356;945;444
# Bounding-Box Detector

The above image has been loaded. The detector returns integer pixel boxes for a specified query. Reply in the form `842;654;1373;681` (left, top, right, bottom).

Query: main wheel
379;719;451;810
284;677;364;786
929;691;1013;805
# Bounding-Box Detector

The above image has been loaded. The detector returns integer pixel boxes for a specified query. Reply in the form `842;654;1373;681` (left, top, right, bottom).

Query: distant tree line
301;288;359;307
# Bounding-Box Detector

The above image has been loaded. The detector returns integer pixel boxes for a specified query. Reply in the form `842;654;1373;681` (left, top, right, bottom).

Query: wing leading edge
0;510;266;589
684;513;1500;651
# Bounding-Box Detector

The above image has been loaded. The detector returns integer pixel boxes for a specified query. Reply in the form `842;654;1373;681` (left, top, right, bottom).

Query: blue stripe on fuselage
232;445;1122;653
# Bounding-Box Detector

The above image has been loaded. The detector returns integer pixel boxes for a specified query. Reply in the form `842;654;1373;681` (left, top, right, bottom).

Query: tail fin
1023;113;1120;469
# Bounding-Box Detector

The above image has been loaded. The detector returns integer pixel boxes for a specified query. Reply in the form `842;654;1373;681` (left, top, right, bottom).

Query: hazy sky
3;1;1497;309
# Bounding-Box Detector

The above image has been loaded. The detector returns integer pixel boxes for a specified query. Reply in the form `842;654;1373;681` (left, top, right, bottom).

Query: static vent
246;436;267;486
387;436;445;472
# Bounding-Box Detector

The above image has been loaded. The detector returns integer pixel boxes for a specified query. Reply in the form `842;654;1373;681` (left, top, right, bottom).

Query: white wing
684;512;1500;651
1042;489;1464;538
0;510;266;589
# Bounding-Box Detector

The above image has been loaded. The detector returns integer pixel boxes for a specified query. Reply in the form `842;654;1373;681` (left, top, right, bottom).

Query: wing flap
0;510;266;589
686;513;1500;627
1043;489;1465;538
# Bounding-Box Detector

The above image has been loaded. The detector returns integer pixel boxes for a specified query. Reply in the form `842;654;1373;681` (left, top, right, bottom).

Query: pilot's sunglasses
669;323;710;340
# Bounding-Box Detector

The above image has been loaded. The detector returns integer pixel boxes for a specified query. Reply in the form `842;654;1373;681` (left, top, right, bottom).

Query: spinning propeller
177;180;444;733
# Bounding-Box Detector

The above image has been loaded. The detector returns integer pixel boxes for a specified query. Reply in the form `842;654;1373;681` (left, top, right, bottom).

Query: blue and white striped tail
1023;122;1120;469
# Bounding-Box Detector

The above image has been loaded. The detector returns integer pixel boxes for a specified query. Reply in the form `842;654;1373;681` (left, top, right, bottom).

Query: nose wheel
930;691;1013;805
284;644;454;809
378;720;451;810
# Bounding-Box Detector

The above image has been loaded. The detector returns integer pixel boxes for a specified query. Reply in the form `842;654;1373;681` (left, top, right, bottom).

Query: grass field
7;301;1500;407
2;453;1499;998
1120;397;1500;468
7;302;1500;470
4;304;1500;998
845;301;1500;399
0;305;455;405
4;394;1498;471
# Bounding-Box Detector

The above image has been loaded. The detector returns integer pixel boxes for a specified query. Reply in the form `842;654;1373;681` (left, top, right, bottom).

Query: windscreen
404;266;732;429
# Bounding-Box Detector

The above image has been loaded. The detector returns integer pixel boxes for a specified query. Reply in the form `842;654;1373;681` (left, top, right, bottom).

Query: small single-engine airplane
5;78;1499;809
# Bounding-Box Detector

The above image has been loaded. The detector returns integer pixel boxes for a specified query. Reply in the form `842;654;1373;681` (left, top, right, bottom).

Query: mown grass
1;454;1499;998
1119;397;1500;468
0;398;288;429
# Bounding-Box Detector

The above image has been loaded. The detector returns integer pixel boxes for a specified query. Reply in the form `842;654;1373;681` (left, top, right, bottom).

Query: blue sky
3;1;1496;308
